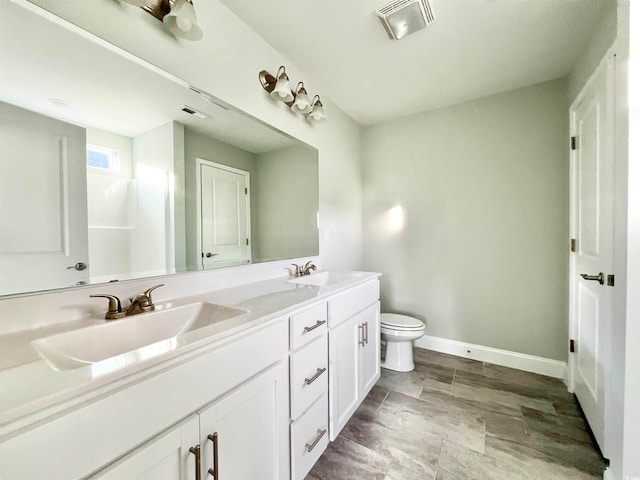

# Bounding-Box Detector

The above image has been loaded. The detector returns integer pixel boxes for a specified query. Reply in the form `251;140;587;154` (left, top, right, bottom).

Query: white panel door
198;362;289;480
328;315;360;441
0;102;89;295
359;303;381;399
90;415;200;480
570;57;614;453
198;159;251;269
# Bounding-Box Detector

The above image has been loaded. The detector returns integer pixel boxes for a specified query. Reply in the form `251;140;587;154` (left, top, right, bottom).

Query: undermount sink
288;271;363;287
32;302;247;371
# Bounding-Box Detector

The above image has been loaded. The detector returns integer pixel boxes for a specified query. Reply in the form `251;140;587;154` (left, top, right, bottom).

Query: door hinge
607;274;615;287
246;238;249;246
571;136;577;150
570;238;577;252
245;187;248;195
570;339;575;353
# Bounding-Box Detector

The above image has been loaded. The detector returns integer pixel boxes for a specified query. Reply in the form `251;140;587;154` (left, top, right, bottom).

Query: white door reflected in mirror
198;159;251;270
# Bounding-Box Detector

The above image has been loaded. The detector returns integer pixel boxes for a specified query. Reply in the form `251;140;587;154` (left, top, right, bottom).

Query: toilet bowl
380;313;425;372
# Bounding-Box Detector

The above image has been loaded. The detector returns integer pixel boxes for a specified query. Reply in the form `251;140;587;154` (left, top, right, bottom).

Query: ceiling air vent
181;105;209;119
376;0;435;40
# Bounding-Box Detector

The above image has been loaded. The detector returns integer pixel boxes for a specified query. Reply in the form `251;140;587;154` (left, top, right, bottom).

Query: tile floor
306;348;606;480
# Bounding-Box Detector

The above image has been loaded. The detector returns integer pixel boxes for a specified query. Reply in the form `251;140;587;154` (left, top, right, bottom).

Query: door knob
580;272;604;285
66;262;87;271
205;252;218;258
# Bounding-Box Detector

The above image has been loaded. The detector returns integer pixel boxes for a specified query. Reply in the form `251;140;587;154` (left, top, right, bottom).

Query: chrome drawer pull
189;445;202;480
304;367;327;385
303;320;326;333
358;324;365;347
364;321;369;344
305;429;327;453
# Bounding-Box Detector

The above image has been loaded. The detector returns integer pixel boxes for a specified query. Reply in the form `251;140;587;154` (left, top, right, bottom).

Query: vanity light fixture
259;66;326;121
122;0;203;41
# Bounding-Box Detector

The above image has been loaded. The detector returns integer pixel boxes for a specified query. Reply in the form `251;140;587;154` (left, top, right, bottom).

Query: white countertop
0;270;379;437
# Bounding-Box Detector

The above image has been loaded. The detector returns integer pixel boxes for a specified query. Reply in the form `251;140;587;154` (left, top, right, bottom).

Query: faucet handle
90;294;124;320
291;264;302;276
143;284;164;305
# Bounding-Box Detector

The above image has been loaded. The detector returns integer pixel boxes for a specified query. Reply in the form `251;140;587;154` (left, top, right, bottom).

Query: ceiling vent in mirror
181;105;209;119
376;0;435;40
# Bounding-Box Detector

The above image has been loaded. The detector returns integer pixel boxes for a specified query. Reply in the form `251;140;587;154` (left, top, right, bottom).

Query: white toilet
380;313;425;372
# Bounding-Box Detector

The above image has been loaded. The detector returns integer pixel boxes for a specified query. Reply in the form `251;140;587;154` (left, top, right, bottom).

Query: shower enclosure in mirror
0;0;319;297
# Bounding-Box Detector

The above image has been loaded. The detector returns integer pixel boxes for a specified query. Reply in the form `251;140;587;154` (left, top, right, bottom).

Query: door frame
195;158;252;270
567;51;616;455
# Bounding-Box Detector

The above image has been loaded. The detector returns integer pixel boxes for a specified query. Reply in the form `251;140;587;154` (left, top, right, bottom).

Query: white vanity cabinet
0;273;381;480
328;280;380;441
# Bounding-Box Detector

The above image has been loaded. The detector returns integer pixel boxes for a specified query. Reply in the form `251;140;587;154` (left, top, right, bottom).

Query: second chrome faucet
90;284;164;320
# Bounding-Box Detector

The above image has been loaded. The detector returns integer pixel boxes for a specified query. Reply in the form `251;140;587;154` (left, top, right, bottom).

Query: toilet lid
380;313;424;330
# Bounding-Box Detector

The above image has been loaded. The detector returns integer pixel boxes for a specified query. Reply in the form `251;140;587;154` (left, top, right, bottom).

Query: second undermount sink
288;271;363;287
32;302;247;371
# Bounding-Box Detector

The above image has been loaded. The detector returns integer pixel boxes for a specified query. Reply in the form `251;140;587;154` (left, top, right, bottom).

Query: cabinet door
199;362;289;480
91;415;199;480
359;302;381;399
328;315;360;441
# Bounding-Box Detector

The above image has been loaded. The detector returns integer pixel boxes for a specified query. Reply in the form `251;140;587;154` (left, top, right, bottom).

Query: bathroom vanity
0;271;380;480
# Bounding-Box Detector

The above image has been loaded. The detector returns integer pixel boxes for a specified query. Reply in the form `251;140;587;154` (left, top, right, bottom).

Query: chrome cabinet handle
580;272;604;285
303;320;326;333
305;429;327;453
304;367;327;385
66;262;87;271
207;433;219;479
364;321;369;345
358;324;365;347
189;445;202;480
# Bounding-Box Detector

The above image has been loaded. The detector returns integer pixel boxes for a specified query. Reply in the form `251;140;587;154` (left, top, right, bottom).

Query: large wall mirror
0;1;319;297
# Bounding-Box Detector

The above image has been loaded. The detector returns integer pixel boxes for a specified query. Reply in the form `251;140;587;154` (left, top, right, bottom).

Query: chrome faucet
90;284;164;320
292;261;317;277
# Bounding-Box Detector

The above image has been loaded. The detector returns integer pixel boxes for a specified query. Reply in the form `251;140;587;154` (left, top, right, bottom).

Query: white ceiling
0;0;296;154
221;0;612;125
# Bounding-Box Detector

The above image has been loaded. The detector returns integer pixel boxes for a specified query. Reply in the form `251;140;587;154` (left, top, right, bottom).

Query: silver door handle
205;252;218;258
358;324;365;347
580;273;604;285
66;262;87;271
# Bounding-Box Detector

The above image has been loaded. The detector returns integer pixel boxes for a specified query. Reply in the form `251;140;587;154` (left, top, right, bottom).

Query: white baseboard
414;335;567;380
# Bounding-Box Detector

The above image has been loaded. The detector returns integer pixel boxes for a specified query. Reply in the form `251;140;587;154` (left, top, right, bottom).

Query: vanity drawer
290;335;328;420
328;280;379;328
291;392;329;480
290;301;328;350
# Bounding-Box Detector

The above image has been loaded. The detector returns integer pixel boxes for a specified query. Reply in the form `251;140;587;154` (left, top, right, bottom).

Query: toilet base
381;340;415;372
